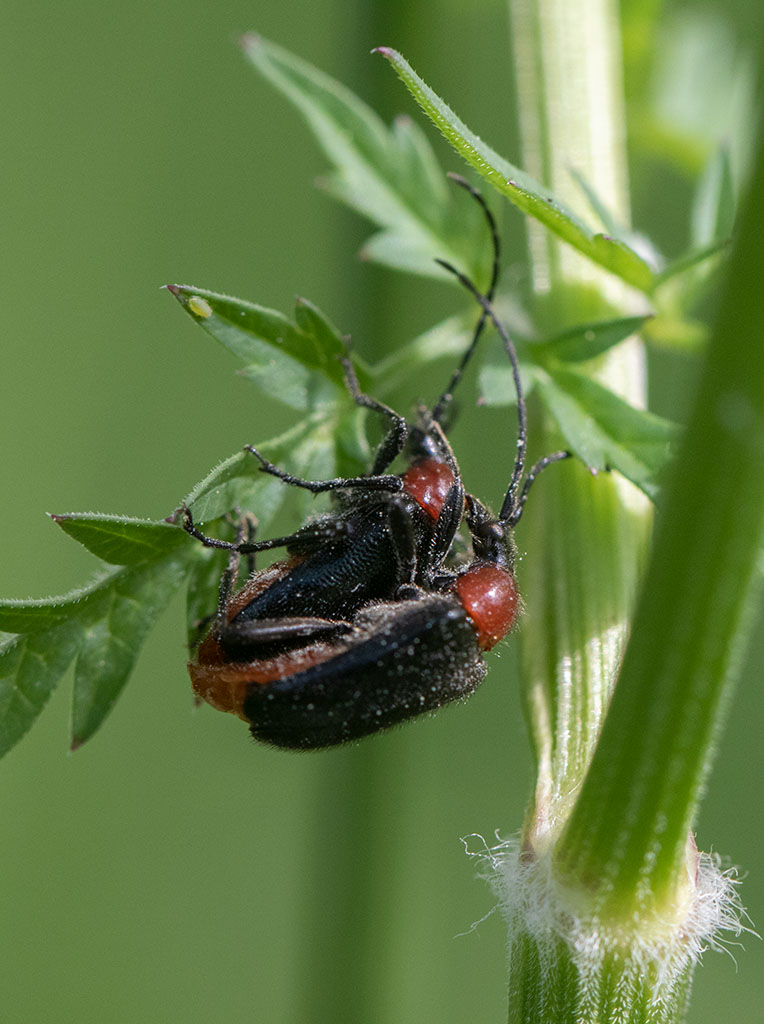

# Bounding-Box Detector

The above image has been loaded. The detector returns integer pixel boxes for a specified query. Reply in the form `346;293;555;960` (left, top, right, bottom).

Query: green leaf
375;47;655;293
691;146;736;248
71;555;187;748
166;284;345;408
535;367;678;501
0;550;188;757
240;34;489;283
0;622;83;756
0;600;72;634
536;316;650;363
0;401;352;759
180;410;336;527
50;514;188;565
293;297;346;366
652;237;730;288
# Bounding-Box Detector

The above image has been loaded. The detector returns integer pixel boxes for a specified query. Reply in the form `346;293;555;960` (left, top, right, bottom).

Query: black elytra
180;177;572;749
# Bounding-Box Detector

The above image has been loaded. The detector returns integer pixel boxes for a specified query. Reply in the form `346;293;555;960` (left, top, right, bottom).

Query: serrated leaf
0;601;72;634
180;411;335;526
536;316;650;363
241;34;489;283
51;514;188;565
0;544;190;757
293;297;347;366
166;284;345;409
536;367;678;501
375;47;655;294
0;621;83;757
71;555;188;748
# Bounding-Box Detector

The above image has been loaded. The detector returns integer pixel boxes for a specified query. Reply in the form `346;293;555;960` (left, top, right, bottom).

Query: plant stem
497;2;762;1020
555;122;764;910
507;0;649;854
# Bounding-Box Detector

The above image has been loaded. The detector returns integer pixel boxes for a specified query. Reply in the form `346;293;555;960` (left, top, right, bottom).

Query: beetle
180;176;499;665
189;281;569;749
181;181;571;748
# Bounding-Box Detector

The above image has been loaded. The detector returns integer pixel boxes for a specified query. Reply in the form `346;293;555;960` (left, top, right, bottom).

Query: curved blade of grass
375;47;654;294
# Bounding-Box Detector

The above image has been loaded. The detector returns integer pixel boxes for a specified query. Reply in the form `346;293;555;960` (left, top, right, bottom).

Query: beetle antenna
433;258;527;525
432;174;500;425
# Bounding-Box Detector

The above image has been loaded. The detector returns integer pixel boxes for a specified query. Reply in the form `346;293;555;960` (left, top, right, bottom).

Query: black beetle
189;285;569;749
181;178;499;665
181;180;571;748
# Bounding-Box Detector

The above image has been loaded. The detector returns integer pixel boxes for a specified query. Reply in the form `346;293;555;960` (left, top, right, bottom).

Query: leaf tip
371;46;395;60
70;735;84;753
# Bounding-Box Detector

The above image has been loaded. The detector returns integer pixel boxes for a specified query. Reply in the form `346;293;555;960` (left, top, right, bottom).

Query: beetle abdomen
242;595;486;749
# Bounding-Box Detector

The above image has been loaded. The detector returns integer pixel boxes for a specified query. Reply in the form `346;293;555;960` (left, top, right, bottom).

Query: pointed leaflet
535;316;650;363
50;515;187;565
0;548;188;757
375;48;654;294
536;367;677;501
166;284;346;408
0;623;82;756
240;34;488;283
71;555;187;748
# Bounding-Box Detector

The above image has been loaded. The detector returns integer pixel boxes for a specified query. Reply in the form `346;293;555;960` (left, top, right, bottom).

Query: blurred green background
1;1;761;1021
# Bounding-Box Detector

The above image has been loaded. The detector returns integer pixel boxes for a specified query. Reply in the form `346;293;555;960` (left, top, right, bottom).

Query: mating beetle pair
180;178;570;749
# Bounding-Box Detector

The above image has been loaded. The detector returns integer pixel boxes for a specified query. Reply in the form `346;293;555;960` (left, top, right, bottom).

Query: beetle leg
221;615;353;646
179;505;357;560
507;450;572;527
242;512;258;576
244;445;403;494
217;544;242;619
423;481;466;581
385;497;419;587
340;355;409;474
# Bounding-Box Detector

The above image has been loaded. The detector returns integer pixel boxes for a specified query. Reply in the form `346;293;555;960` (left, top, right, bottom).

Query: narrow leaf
293;297;347;367
537;316;650;363
0;622;82;757
166;284;342;408
241;34;488;282
51;514;188;565
536;367;678;501
0;601;72;634
179;411;334;526
652;237;730;288
691;146;736;248
71;555;187;748
375;47;654;293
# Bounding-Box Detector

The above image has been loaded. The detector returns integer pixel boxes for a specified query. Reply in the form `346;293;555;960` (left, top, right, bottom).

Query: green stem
507;0;649;850
555;121;764;911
